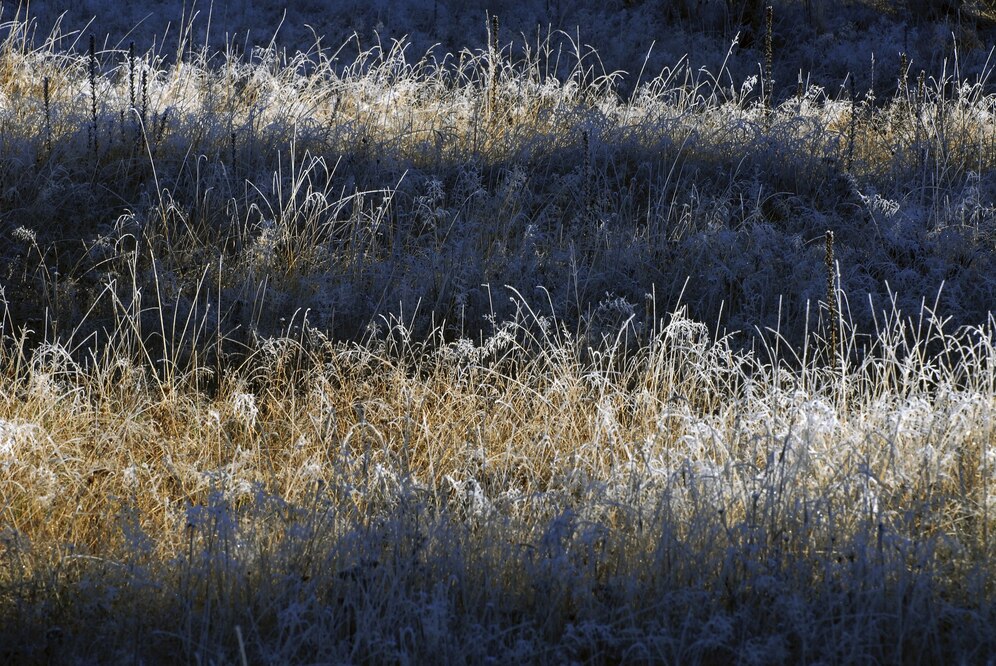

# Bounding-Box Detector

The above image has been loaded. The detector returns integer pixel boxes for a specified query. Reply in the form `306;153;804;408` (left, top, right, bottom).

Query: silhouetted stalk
847;77;856;171
43;76;51;156
89;35;98;162
764;5;773;115
488;14;500;128
825;229;839;369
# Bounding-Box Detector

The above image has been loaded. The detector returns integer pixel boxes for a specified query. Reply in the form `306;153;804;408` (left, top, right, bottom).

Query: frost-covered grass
1;4;996;663
2;293;996;662
3;4;996;346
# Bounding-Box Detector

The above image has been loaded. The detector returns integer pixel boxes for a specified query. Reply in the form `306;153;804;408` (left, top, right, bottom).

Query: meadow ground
2;2;996;662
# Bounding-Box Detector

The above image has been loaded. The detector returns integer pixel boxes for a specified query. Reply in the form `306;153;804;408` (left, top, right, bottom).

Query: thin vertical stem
848;77;856;172
89;35;99;162
764;5;773;114
825;230;840;370
488;14;500;128
43;76;52;156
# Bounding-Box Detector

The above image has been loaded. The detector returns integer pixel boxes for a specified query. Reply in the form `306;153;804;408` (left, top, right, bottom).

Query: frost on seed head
230;392;259;429
12;226;37;243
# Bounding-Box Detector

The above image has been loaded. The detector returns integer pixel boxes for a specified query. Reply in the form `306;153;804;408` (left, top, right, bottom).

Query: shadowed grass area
0;6;995;353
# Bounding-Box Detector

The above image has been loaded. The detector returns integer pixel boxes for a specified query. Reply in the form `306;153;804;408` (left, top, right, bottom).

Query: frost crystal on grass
0;420;38;464
122;464;141;489
859;190;901;218
30;466;60;508
0;421;17;460
230;392;259;430
12;226;36;243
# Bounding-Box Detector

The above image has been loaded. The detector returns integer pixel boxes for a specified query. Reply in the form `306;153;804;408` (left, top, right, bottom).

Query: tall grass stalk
88;34;98;162
825;229;839;368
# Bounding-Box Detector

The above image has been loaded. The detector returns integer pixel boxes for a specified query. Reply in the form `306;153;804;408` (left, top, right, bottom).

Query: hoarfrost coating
21;1;996;99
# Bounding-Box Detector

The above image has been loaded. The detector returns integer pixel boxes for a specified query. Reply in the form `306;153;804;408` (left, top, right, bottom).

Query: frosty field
2;1;996;663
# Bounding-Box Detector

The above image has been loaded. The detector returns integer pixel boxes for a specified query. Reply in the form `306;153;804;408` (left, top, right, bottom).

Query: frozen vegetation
1;1;996;662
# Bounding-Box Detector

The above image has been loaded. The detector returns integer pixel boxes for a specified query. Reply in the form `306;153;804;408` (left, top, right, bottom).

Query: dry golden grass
2;292;996;660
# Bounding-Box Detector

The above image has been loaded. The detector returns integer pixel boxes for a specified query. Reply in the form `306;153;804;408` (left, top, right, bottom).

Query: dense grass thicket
1;2;996;662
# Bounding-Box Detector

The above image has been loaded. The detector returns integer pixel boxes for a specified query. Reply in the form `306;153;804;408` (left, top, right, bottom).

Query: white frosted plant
0;419;38;465
230;391;260;430
859;190;901;220
0;425;12;462
123;463;142;489
29;465;61;509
